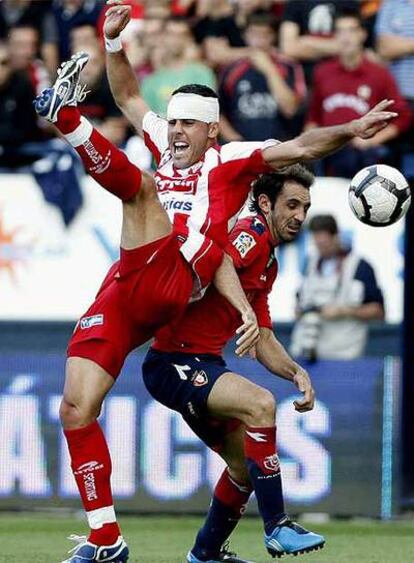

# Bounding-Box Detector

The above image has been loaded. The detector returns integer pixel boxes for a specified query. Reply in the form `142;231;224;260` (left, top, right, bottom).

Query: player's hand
293;367;315;412
351;99;397;140
235;309;260;358
105;0;131;40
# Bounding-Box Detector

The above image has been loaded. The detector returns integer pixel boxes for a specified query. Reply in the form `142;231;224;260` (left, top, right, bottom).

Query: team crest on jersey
250;217;265;235
191;370;208;387
233;231;256;258
80;314;104;329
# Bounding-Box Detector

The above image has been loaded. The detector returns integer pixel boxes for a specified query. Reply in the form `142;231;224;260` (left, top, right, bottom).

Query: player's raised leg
33;52;172;251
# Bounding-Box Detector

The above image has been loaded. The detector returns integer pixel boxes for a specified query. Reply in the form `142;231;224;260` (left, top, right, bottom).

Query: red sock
64;421;121;546
214;468;253;514
55;106;141;201
244;426;285;533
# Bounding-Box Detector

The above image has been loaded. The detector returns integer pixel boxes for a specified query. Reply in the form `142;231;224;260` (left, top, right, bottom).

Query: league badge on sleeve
233;231;257;258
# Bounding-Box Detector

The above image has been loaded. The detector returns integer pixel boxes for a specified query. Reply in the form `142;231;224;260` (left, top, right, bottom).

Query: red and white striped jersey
142;111;276;290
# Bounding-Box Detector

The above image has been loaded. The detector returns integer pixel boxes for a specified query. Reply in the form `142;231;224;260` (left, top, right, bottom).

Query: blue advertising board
0;351;401;517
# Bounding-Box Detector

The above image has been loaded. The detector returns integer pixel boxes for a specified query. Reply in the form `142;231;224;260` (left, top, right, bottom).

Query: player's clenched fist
105;0;131;39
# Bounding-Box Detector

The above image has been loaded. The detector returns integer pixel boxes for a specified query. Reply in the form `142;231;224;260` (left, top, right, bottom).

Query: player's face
167;119;219;168
264;181;311;243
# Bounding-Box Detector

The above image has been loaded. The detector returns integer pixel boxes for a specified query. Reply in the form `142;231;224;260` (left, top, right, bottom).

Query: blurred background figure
290;214;384;361
0;0;58;75
0;40;44;168
125;17;166;82
8;24;50;95
52;0;104;62
141;16;216;116
305;8;412;178
218;11;306;142
69;20;100;54
279;0;359;85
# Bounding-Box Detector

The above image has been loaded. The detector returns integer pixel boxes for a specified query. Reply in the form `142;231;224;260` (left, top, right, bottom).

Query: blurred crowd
1;0;414;223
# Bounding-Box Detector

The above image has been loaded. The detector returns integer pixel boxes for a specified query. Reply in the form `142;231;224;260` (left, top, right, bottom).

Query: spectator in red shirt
306;8;412;178
219;11;306;142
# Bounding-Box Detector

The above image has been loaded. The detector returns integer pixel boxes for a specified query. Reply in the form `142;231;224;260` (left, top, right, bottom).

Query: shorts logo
191;370;208;387
80;314;104;329
233;231;256;258
263;453;281;474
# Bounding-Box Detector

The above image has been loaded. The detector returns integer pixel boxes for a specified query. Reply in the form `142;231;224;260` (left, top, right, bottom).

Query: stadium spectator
69;21;99;54
305;8;412;178
280;0;359;84
0;41;44;168
52;0;104;62
74;42;128;147
0;0;58;75
141;17;216;116
193;0;247;68
8;24;50;95
376;0;414;110
218;11;306;142
125;17;165;82
290;214;384;361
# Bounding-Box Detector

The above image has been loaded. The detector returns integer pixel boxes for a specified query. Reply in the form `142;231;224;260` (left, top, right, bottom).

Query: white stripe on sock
86;505;117;529
65;117;93;147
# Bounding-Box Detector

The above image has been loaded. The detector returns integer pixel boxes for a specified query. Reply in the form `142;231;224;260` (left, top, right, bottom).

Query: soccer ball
348;164;411;226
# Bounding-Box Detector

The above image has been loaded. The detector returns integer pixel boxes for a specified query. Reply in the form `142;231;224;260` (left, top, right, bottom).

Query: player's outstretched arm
212;254;260;357
261;100;398;170
256;327;314;412
104;0;149;135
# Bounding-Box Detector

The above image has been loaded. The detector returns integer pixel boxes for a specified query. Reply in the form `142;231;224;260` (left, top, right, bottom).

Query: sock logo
74;460;104;502
263;453;281;474
83;140;111;174
246;430;268;442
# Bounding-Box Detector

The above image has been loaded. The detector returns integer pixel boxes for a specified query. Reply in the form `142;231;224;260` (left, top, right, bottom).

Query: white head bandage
167;92;219;123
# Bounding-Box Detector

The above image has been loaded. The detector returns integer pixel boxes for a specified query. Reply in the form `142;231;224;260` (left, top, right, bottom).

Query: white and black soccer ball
348;164;411;226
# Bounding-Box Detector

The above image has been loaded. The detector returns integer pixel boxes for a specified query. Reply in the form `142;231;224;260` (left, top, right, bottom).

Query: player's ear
258;193;271;214
207;121;219;139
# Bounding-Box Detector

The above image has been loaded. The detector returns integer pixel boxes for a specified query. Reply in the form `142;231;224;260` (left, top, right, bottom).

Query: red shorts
67;234;194;377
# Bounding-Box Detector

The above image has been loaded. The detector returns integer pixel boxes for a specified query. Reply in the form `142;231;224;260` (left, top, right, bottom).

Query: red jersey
307;56;411;133
153;214;278;356
142;111;276;289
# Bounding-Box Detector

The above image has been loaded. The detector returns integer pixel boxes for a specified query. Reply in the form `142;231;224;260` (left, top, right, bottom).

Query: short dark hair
334;8;363;27
249;164;314;213
308;214;338;235
246;10;278;33
172;84;218;98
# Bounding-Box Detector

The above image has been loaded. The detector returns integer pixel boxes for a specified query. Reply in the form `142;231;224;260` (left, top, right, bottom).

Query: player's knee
248;388;276;426
59;396;98;430
137;172;158;202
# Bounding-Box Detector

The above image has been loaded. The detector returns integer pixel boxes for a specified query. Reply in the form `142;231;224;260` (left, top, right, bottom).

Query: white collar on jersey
167;93;219;123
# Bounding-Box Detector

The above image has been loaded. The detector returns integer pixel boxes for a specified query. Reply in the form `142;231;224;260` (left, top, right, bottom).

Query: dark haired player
143;165;323;562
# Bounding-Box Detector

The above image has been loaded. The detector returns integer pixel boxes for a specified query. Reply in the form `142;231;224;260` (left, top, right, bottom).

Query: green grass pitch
0;513;413;562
